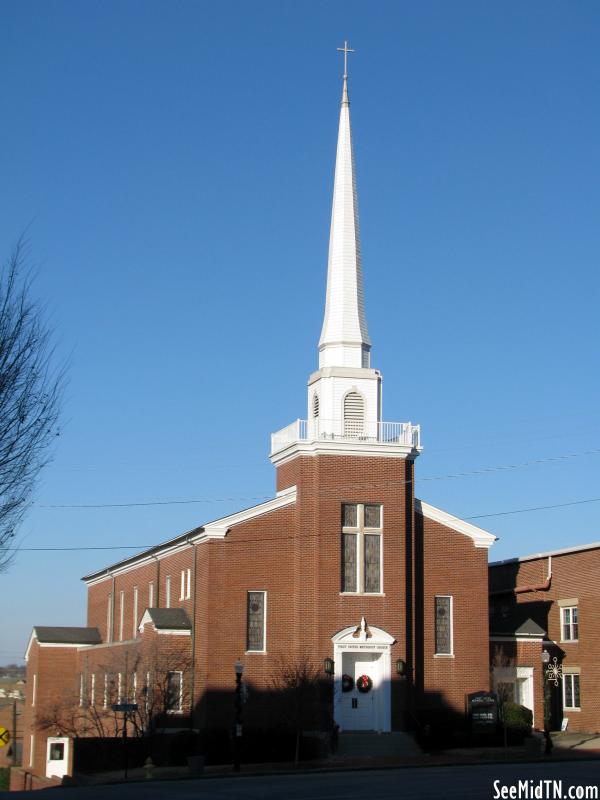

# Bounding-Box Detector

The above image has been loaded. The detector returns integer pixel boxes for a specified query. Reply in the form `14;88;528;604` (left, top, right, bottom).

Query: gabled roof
415;499;497;549
82;485;297;585
25;626;101;661
139;607;191;631
490;617;546;639
33;626;101;645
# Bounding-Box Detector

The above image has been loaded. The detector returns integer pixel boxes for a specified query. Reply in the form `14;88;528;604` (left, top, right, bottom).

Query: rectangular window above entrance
341;503;382;594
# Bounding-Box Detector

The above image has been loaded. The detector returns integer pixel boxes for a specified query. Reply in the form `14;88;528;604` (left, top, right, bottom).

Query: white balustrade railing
271;418;421;454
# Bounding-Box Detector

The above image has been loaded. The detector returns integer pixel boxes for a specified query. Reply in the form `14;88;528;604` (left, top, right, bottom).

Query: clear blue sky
1;1;599;662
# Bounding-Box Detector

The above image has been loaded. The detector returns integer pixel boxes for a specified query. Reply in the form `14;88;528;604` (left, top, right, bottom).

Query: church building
21;51;497;780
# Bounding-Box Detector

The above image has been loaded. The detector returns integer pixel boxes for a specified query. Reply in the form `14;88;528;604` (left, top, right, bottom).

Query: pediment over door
332;618;395;646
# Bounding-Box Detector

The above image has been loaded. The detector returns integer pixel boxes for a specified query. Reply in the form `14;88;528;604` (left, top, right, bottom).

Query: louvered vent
313;394;319;418
343;391;364;437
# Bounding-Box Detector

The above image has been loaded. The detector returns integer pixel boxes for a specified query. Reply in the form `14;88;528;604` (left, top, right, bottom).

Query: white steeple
319;53;371;370
269;44;421;466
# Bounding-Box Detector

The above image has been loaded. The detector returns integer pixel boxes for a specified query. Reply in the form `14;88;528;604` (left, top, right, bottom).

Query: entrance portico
332;619;395;732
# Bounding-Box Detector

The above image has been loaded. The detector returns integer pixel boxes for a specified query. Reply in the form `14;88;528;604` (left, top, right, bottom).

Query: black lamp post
233;660;244;772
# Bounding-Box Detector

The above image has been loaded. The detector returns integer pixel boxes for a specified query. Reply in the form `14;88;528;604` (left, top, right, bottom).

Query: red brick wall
420;514;490;717
490;548;600;733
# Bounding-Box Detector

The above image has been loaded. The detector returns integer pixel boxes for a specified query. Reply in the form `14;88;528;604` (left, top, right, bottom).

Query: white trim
29;734;34;767
560;605;579;643
270;439;419;467
165;576;171;608
83;487;297;586
563;672;581;710
166;670;183;714
32;673;37;706
246;590;267;653
90;673;95;706
331;623;395;733
490;540;600;566
490;635;545;642
24;630;97;661
180;570;185;601
137;609;191;635
415;499;496;549
186;568;191;600
493;666;536;726
434;595;454;656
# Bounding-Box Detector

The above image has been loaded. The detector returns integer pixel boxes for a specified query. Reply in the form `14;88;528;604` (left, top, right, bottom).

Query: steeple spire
318;42;371;369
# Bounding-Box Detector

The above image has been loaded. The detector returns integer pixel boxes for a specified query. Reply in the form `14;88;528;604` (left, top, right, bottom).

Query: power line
6;494;600;553
466;496;600;520
33;447;600;509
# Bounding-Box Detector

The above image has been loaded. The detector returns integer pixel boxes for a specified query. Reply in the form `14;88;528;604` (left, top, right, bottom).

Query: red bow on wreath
356;674;373;693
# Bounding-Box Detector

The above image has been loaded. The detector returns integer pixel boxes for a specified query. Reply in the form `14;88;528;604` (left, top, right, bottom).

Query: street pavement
7;761;600;800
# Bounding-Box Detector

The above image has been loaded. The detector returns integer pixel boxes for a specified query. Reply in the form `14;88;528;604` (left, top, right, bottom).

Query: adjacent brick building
490;542;600;734
19;64;498;781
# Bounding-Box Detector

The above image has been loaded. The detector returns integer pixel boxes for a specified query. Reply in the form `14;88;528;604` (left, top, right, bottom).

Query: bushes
502;702;533;743
0;767;10;792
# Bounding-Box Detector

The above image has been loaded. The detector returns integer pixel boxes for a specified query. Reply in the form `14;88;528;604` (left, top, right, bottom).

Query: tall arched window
343;391;364;437
313;393;319;418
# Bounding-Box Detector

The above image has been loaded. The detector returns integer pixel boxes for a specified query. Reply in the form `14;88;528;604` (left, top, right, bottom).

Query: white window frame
180;570;185;601
186;568;191;599
132;586;138;638
246;590;267;654
29;734;34;767
165;575;171;608
148;580;154;608
563;672;581;710
561;605;579;642
434;595;454;657
90;673;96;706
79;673;85;706
166;670;183;713
117;672;123;703
119;590;125;642
341;503;383;595
32;673;37;707
132;672;137;701
103;674;108;709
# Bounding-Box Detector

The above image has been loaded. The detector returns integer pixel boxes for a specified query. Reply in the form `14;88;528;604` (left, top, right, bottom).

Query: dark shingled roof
34;626;102;645
144;608;191;630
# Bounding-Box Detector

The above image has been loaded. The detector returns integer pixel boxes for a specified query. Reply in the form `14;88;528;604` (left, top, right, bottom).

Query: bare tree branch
0;237;64;571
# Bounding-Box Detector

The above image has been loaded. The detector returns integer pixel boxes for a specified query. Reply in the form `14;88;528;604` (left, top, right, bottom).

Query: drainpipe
490;556;552;596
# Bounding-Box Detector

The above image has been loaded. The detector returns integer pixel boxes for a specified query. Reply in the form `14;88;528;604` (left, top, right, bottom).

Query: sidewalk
70;735;600;787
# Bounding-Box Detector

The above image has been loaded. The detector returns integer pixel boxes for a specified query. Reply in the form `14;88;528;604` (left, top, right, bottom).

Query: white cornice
270;439;420;468
82;487;297;585
415;499;497;549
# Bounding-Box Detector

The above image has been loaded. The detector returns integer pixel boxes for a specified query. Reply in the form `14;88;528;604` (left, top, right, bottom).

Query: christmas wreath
341;674;354;693
356;674;373;693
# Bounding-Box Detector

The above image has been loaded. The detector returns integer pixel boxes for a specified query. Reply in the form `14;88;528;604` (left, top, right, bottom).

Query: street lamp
233;660;244;772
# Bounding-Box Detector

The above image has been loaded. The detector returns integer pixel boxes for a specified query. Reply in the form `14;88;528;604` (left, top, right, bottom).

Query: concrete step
334;731;421;758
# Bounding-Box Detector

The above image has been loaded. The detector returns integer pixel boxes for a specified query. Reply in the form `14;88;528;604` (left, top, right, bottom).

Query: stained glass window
247;591;266;651
342;534;358;592
343;504;358;527
435;596;452;655
364;534;381;593
364;505;381;528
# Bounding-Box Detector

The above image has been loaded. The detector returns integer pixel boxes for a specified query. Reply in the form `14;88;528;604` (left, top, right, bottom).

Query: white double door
339;652;380;731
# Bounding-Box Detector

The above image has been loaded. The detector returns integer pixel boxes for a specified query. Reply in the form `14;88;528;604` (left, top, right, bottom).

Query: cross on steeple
337;40;355;79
